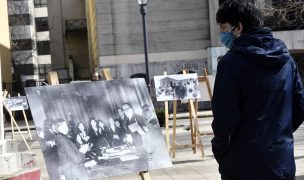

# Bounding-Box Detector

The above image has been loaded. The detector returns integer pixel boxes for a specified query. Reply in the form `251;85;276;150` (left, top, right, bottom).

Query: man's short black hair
216;0;263;33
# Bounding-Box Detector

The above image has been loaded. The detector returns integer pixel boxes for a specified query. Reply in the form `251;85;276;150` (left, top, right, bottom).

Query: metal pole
140;5;150;93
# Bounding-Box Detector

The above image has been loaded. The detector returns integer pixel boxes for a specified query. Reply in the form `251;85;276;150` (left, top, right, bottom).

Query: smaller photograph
3;96;29;111
154;73;201;101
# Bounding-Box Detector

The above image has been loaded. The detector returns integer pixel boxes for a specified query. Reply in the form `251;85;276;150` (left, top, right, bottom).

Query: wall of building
273;30;304;51
7;0;52;82
96;0;210;56
48;0;90;79
0;0;13;84
93;0;212;78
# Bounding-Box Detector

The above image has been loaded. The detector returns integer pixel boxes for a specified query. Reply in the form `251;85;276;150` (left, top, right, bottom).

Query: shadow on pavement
173;159;204;165
297;175;304;180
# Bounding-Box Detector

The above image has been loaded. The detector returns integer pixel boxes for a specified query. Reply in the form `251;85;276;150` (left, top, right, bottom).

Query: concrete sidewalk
6;117;304;180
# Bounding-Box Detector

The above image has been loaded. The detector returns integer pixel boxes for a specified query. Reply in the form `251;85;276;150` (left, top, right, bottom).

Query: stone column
208;0;221;47
207;0;227;75
207;47;227;75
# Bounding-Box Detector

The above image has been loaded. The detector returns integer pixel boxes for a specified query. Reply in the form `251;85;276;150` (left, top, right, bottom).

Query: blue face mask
220;27;235;49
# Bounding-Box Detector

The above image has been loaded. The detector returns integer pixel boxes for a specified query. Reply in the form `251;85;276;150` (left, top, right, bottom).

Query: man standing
211;1;304;179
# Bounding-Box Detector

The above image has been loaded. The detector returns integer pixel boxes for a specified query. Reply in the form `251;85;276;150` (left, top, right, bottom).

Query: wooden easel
48;71;59;85
6;93;32;140
165;70;205;158
197;68;214;137
18;93;32;140
101;68;152;180
164;71;171;151
2;91;31;150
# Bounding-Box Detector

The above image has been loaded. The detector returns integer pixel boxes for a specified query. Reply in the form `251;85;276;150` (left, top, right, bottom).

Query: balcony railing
65;19;87;33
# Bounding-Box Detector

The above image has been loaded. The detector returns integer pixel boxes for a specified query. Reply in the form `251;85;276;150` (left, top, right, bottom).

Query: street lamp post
137;0;150;92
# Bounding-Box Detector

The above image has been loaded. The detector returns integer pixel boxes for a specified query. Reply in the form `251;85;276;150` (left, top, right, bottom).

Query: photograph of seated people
37;102;163;179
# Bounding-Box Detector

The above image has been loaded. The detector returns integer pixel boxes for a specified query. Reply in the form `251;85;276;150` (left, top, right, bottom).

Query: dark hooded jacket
211;27;304;180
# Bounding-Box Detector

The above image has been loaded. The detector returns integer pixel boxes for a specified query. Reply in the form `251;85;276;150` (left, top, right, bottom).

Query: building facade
45;0;304;83
7;0;52;83
84;0;224;81
47;0;89;80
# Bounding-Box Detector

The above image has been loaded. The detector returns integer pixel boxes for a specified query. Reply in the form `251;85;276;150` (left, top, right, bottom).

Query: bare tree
262;0;304;30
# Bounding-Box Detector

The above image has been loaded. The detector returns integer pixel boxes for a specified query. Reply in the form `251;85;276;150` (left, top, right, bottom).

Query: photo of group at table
26;79;172;180
154;73;201;101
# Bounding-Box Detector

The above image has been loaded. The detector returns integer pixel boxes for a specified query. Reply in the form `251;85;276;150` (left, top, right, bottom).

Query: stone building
47;0;224;81
7;0;52;83
48;0;303;82
3;0;303;87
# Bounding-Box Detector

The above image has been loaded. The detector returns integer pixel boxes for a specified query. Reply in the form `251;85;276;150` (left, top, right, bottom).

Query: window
34;0;47;8
38;64;52;80
9;14;31;26
11;39;32;51
35;17;49;32
14;64;34;76
37;41;50;55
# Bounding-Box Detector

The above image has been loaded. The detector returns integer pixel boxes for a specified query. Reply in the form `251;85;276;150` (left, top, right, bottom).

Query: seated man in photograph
108;117;123;147
53;118;89;180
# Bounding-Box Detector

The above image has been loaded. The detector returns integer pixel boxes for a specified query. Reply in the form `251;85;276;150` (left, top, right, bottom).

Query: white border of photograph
3;96;29;111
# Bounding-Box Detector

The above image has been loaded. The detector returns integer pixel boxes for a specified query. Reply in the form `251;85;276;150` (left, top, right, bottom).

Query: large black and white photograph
25;79;172;179
154;74;201;101
3;96;29;111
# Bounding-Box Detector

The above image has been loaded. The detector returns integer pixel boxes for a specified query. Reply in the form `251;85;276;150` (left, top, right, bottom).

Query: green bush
155;108;165;127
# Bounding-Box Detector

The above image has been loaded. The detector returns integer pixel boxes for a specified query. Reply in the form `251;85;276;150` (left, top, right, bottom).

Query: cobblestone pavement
10;116;304;180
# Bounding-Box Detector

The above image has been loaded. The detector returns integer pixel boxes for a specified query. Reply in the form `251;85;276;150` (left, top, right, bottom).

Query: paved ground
6;115;304;180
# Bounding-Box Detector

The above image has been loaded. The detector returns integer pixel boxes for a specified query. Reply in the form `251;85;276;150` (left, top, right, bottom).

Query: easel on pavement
101;68;152;180
164;71;171;152
5;93;32;140
2;90;31;150
164;69;205;158
197;68;214;137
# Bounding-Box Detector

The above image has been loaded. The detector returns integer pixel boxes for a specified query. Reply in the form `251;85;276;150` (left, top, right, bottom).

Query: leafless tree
262;0;304;30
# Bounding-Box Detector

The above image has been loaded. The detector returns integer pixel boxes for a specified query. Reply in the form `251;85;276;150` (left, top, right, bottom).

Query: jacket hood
231;27;290;69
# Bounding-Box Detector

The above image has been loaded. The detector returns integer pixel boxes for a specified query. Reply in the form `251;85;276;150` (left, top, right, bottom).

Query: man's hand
79;144;90;154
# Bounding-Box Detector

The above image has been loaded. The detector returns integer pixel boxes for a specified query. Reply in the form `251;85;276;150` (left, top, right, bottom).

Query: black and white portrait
154;74;201;101
3;96;29;111
25;79;172;179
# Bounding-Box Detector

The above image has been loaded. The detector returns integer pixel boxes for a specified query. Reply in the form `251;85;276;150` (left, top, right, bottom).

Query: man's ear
234;22;243;36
